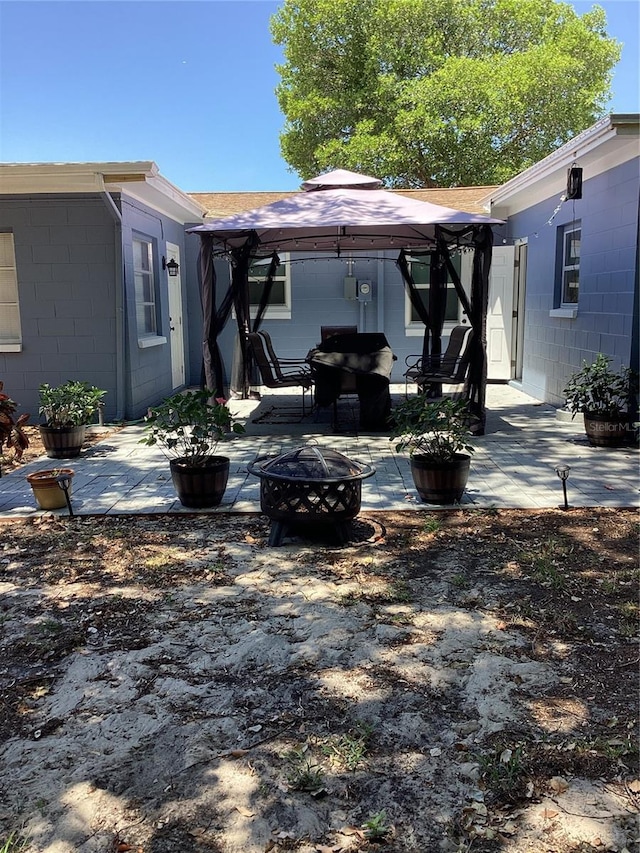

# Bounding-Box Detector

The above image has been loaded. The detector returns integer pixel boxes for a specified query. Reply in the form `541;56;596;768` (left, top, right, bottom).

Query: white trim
0;343;22;352
138;335;167;348
549;308;578;319
482;114;639;216
0;161;205;224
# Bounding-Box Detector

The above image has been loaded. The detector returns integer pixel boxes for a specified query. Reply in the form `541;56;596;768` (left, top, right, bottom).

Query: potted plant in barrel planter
391;396;475;504
39;380;107;458
562;354;637;447
140;389;245;508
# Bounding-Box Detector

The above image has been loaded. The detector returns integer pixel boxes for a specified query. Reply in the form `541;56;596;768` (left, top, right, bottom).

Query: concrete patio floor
0;384;638;518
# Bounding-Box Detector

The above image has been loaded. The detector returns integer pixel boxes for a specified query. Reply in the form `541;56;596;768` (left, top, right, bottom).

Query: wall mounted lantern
163;257;180;277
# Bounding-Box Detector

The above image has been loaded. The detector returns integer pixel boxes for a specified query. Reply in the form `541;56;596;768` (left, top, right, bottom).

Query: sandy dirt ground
0;502;638;853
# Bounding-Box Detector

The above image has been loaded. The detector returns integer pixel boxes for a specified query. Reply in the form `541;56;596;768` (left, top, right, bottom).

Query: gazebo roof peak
301;168;383;191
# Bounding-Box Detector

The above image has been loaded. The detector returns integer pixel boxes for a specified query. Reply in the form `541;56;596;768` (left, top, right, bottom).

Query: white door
487;246;515;380
166;242;185;389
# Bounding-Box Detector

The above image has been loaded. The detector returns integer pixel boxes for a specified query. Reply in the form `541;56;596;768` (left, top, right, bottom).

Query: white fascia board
0;160;205;224
0;161;157;194
481;115;639;216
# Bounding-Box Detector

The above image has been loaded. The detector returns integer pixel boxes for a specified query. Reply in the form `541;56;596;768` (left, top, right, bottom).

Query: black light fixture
554;465;571;511
56;473;74;517
163;257;180;277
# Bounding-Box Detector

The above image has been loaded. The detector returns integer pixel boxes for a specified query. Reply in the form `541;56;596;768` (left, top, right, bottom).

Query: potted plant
38;380;107;458
562;354;637;447
26;468;75;510
390;396;475;504
140;389;245;508
0;381;30;476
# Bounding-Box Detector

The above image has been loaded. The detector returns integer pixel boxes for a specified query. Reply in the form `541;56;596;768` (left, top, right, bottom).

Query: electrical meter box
357;280;373;302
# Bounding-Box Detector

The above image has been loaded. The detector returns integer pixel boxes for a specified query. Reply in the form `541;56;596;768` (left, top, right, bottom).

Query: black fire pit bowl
247;444;375;546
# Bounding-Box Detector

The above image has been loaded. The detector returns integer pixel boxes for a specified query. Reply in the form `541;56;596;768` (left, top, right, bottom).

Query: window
133;237;159;338
405;253;462;333
0;232;21;351
248;253;291;319
560;224;580;305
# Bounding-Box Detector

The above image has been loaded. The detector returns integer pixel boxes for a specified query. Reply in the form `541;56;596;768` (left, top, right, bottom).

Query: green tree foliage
271;0;620;186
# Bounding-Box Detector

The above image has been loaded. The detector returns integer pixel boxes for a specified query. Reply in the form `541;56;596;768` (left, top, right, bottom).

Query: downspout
100;189;126;421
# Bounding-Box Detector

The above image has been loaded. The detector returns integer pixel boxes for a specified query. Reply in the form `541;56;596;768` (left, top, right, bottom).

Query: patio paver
0;385;637;517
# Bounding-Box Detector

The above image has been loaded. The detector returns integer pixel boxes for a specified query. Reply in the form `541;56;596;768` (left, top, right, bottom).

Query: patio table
307;332;395;430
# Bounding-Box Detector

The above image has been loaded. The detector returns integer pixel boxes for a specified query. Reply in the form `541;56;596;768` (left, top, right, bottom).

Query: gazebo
187;169;503;434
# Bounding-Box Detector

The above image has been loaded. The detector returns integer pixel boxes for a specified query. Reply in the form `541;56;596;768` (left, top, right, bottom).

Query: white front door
166;242;185;389
486;246;515;380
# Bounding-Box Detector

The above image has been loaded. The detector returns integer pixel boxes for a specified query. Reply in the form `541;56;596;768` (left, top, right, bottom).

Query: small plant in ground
362;809;391;841
323;721;374;771
450;573;470;589
0;381;30;472
476;744;527;803
0;832;30;853
421;516;441;534
284;748;325;792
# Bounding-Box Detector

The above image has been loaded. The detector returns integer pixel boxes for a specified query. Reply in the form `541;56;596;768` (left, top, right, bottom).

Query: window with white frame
560;224;580;305
405;252;462;334
0;232;22;351
248;253;291;319
133;236;159;338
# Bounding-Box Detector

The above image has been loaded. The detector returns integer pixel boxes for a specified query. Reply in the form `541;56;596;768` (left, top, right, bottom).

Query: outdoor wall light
56;474;74;517
554;464;571;511
162;257;180;277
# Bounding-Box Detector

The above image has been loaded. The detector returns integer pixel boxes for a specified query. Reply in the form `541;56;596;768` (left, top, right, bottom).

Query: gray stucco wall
119;194;194;418
0;193;119;421
505;157;639;406
0;191;198;424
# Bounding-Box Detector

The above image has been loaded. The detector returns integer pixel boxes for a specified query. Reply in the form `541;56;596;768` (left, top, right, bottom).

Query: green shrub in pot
38;380;107;458
562;354;637;447
390;396;474;503
140;390;245;507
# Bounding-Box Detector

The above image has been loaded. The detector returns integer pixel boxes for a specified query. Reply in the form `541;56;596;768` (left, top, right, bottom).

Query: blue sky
0;0;638;192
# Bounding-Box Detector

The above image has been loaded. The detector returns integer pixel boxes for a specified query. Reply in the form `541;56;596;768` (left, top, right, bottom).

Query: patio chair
404;324;474;398
247;332;314;414
258;331;310;383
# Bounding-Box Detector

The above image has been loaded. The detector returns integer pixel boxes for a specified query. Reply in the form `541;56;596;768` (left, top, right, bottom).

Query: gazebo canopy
186;169;504;434
187;168;502;253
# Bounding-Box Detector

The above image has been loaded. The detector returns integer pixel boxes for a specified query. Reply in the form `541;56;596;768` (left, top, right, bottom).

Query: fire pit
247;444;375;546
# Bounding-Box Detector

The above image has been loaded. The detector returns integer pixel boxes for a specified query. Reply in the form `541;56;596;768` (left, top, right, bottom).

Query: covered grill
247;444;375;546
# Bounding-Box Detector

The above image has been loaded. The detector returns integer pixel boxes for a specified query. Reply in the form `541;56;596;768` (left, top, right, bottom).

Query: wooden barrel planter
39;425;86;459
169;456;230;508
583;413;631;448
410;453;471;504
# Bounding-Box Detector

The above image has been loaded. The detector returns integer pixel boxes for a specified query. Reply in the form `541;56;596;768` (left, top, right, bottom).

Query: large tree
271;0;621;186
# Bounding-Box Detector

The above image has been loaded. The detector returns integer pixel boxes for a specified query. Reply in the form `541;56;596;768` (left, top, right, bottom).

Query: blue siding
506;158;639;405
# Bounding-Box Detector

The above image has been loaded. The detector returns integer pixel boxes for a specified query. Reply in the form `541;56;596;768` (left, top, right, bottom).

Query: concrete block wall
0;194;118;421
508;157;638;406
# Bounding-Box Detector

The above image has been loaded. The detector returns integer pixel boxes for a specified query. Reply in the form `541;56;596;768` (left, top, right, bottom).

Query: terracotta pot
26;468;75;510
583;412;630;448
39;425;86;459
169;456;230;508
410;453;471;504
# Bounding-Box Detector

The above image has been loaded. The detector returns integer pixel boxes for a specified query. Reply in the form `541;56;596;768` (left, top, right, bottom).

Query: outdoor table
307;332;395;431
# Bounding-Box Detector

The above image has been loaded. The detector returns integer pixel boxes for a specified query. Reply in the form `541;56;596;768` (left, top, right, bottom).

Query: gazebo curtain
199;234;234;397
396;225;493;433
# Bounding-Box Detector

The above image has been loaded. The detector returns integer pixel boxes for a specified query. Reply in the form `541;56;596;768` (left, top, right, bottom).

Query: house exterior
0;162;205;421
482;113;639;406
1;113;637;422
